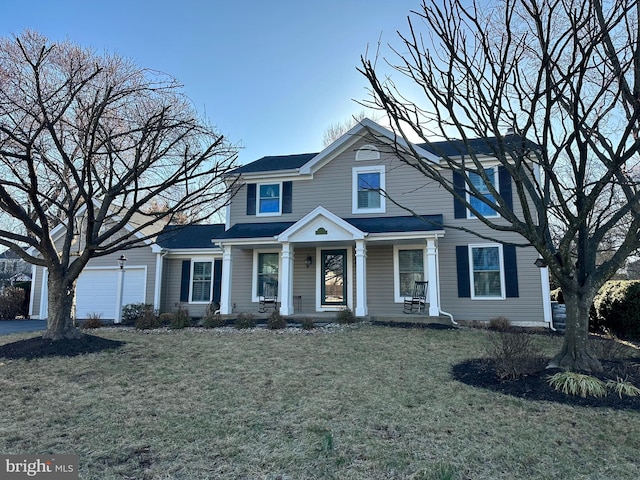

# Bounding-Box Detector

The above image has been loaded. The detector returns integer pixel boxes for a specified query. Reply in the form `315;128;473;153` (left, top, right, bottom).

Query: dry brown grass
0;325;639;479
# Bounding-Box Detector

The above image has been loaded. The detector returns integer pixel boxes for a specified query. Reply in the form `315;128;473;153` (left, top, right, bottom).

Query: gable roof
231;119;538;176
156;224;226;249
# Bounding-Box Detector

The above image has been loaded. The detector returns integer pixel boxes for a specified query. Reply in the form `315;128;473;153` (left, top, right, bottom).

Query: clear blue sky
1;0;420;165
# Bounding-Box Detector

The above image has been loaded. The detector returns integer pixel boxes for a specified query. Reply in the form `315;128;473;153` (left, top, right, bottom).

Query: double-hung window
352;166;385;213
258;183;281;215
254;251;279;300
394;246;426;302
191;261;213;303
469;244;505;299
467;168;498;218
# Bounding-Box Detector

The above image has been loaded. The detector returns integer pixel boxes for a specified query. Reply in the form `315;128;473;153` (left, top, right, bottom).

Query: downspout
434;236;456;325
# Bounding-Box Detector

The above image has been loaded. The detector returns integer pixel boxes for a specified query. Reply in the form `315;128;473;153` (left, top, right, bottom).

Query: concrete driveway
0;320;46;335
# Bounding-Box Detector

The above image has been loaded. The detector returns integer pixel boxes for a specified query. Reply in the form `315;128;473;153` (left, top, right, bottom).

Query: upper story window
467;167;499;218
258;183;281;216
352;166;385;214
246;181;292;217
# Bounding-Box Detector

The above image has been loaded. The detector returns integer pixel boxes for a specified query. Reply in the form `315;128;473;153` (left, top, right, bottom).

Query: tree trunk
42;274;82;340
549;290;602;372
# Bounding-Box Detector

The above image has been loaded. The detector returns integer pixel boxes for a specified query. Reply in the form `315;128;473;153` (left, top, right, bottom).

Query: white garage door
75;268;146;319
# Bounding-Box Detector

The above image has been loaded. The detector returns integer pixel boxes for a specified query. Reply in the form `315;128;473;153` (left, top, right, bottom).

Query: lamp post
115;254;127;323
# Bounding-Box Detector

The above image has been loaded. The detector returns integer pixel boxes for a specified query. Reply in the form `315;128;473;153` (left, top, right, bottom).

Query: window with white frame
258;183;281;215
191;261;213;303
254;251;279;300
352;166;385;213
469;244;505;299
393;246;426;302
467;167;499;218
355;144;380;161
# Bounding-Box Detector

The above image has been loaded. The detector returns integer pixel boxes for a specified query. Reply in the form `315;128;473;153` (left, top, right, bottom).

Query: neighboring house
28;119;552;326
216;119;551;326
0;249;31;284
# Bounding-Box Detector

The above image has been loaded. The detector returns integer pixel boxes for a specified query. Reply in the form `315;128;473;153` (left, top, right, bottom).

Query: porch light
534;257;547;268
117;254;127;269
305;255;313;268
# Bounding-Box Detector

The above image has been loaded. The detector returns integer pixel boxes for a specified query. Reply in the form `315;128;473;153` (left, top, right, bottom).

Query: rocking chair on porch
403;281;428;314
258;282;278;313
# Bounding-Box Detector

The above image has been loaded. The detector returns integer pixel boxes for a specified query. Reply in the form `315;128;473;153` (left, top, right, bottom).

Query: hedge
591;280;640;338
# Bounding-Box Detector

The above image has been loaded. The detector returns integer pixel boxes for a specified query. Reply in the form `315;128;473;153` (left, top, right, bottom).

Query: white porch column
279;242;294;315
220;244;233;314
427;237;440;316
153;250;163;310
355;239;368;317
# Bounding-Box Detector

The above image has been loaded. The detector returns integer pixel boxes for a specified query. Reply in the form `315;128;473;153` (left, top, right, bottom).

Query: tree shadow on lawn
452;358;640;411
0;334;125;360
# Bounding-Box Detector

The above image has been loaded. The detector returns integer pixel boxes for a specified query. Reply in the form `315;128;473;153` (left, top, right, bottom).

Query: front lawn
1;325;639;479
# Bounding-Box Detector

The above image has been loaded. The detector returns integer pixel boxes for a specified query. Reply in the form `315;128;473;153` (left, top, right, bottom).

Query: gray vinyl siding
161;256;222;318
226;133;547;323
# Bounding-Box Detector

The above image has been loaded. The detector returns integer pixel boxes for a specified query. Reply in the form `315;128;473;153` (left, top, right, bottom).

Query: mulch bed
0;334;125;360
452;358;640;411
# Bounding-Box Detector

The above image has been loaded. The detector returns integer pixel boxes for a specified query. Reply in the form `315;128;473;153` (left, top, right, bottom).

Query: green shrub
550;287;564;304
81;313;103;329
301;317;315;330
267;310;287;329
335;307;356;324
122;303;154;326
488;316;511;332
592;280;640;337
170;306;191;329
235;312;256;329
0;286;26;319
201;312;225;328
486;331;545;380
547;371;607;398
135;307;160;330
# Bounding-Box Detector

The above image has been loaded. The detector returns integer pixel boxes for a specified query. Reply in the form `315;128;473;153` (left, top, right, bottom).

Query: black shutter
503;244;519;298
179;260;191;302
246;183;256;215
456;246;471;298
213;259;223;304
282;181;292;214
453;171;466;219
498;166;513;212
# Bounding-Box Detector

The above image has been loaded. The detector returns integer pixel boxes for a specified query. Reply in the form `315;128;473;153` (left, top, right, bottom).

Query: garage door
75;268;146;319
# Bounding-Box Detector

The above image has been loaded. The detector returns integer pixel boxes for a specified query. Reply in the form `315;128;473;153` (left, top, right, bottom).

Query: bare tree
322;111;371;147
360;0;640;372
0;31;239;340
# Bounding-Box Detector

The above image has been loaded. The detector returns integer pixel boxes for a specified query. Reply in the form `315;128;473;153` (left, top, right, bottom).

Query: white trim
315;246;353;312
355;240;367;316
352;165;386;214
540;266;552;324
256;181;283;217
393;244;428;303
277;206;366;243
188;259;216;304
355;144;380;161
252;249;280;303
466;166;500;219
40;267;48;319
153;251;164;310
468;243;506;300
220;245;233;314
28;263;36;318
279;243;294;315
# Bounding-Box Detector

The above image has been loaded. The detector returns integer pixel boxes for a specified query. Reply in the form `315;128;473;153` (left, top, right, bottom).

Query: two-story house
215;119;551;326
28;119;551;326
